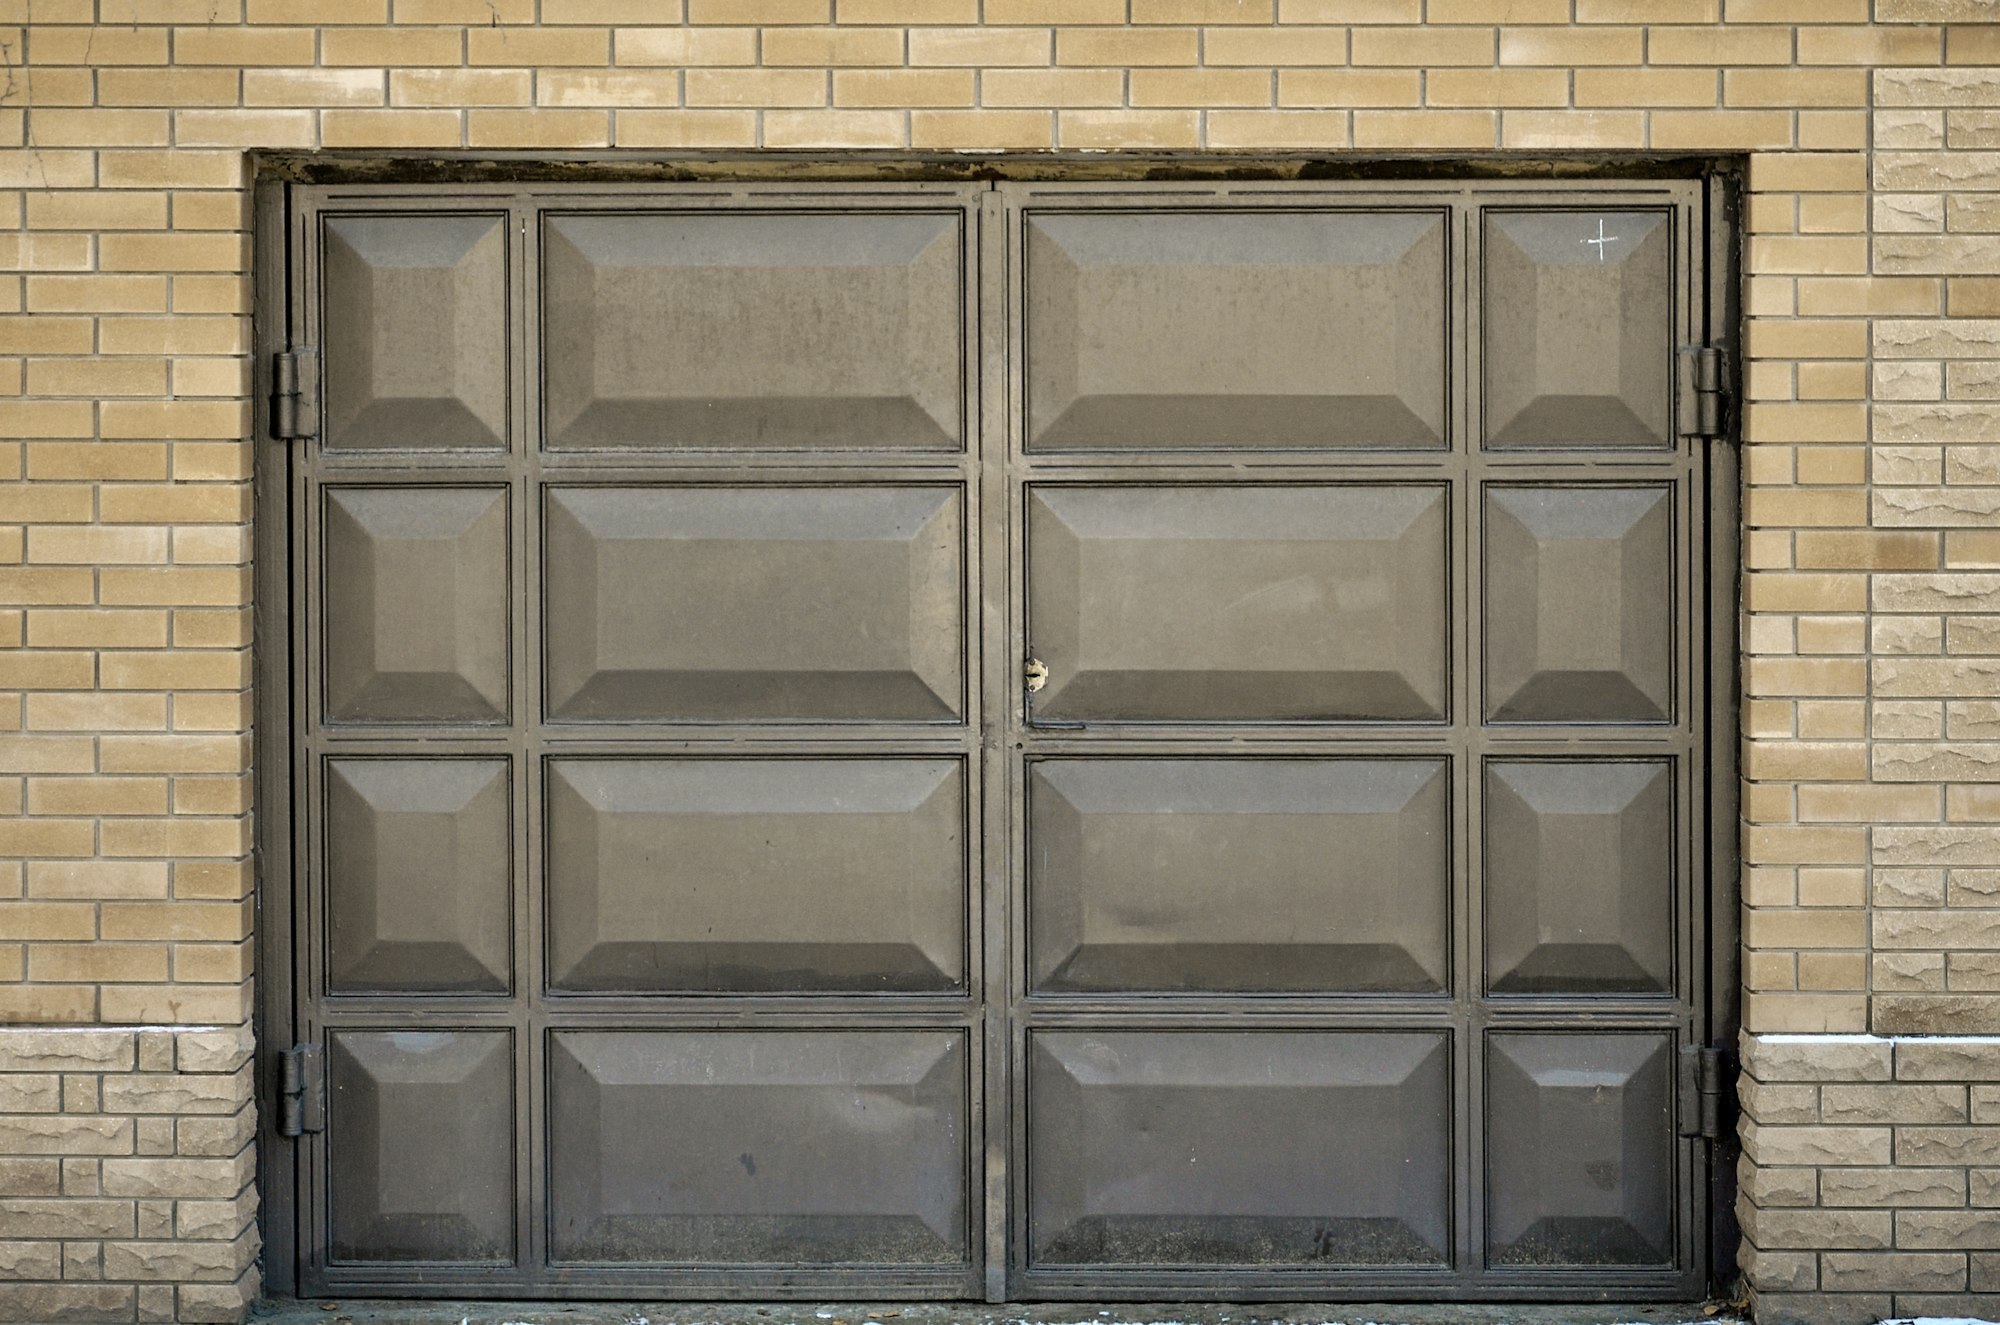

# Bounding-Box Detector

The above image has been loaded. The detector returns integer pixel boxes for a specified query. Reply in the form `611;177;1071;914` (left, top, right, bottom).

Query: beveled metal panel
321;214;508;451
1028;1031;1450;1267
545;758;965;993
1027;758;1448;994
1486;1032;1675;1268
327;1031;514;1263
322;486;510;725
1027;485;1448;723
325;759;511;995
542;212;963;451
543;486;963;723
1484;760;1675;996
1482;210;1673;448
547;1030;968;1265
1024;210;1447;451
1484;485;1673;724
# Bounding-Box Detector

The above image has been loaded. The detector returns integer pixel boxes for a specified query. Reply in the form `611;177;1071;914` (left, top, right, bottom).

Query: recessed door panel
1485;760;1676;996
542;212;963;451
1027;485;1449;723
1484;485;1674;724
543;486;963;723
544;758;965;993
326;1031;515;1264
322;487;511;726
547;1030;969;1265
321;213;509;452
1024;210;1447;451
325;758;512;995
1027;758;1449;994
1486;1032;1676;1268
1028;1031;1452;1267
1483;210;1673;449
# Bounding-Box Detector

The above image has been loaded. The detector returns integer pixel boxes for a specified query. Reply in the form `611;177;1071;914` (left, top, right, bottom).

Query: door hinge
1678;344;1729;442
1679;1043;1730;1139
271;346;319;441
277;1043;324;1138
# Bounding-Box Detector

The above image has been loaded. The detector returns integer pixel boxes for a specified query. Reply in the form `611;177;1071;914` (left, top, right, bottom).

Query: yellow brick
26;527;168;565
1203;26;1346;65
1795;531;1939;571
243;69;387;108
1947;530;2000;569
98;317;248;359
0;234;91;272
0;401;97;439
760;109;907;147
984;0;1128;18
1351;26;1494;65
1796;361;1865;401
1797;24;1945;65
174;110;317;149
1948;23;2000;66
1058;109;1201;149
1575;68;1717;108
173;610;252;649
687;69;828;107
27;443;168;481
538;71;682;107
99;233;245;274
833;70;975;108
1748;318;1867;360
1645;24;1791;64
1745;573;1868;614
321;108;465;148
912;27;1051;65
27;110;170;148
167;276;252;316
1277;0;1418;18
27;861;169;901
1746;490;1869;528
1426;68;1568;108
394;0;534;18
1205;110;1349;148
911;109;1052;148
0;819;95;857
841;0;982;17
100;733;249;775
1426;0;1566;19
0;151;95;191
1056;27;1197;65
1727;69;1869;110
1354;109;1497;148
1727;0;1866;19
26;778;169;818
1750;153;1869;194
28;944;171;984
982;69;1124;108
175;777;253;816
323;27;467;66
1131;0;1271;18
382;70;523;109
25;193;169;232
1798;194;1866;233
27;27;169;65
0;318;92;356
99;401;247;442
1279;69;1421;107
250;0;387;18
173;693;252;732
1130;69;1271;107
1650;110;1794;150
99;487;249;527
26;611;169;650
542;0;683;16
761;26;905;65
98;150;245;191
102;985;251;1024
25;359;165;399
99;0;240;17
1502;109;1646;149
688;0;828;18
615;27;758;65
468;27;610;64
27;276;169;315
93;69;236;107
1750;235;1869;277
102;817;251;860
1498;25;1642;64
0;903;96;941
172;26;315;64
0;651;92;689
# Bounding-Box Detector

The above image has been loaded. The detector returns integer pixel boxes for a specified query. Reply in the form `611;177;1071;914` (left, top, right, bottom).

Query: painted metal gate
262;173;1734;1302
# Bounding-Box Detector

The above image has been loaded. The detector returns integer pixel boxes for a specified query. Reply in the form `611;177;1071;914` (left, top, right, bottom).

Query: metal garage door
261;174;1733;1302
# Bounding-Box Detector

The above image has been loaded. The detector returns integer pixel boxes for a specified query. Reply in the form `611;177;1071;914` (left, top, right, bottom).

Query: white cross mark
1584;216;1619;262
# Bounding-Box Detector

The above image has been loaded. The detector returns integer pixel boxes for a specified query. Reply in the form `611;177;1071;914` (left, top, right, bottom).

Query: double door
269;175;1728;1300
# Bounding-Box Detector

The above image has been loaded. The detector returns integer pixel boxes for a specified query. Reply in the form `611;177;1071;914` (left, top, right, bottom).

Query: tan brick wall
2;0;1998;1319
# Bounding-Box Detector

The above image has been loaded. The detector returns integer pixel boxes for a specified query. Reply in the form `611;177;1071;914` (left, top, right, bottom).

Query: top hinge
1678;344;1730;442
1678;1043;1731;1139
271;346;319;441
276;1043;324;1138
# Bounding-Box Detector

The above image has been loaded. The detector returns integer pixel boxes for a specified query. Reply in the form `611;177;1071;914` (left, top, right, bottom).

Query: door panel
284;179;1720;1302
1026;758;1449;994
1027;1031;1452;1268
1025;485;1449;723
545;1030;970;1266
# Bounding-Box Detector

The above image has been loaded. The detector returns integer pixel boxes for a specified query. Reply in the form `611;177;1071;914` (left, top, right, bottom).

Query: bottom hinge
277;1043;324;1138
1679;1043;1730;1139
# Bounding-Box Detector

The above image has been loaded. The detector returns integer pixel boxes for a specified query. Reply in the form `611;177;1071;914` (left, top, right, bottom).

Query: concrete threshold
247;1300;1750;1325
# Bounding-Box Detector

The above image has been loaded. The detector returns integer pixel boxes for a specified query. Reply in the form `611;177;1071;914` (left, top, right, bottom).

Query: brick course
2;0;1999;1319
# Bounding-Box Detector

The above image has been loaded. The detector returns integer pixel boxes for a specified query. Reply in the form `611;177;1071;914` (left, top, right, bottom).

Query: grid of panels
282;178;1716;1302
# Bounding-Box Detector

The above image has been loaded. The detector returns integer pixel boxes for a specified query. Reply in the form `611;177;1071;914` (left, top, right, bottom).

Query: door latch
1678;1043;1729;1139
1024;658;1048;694
272;346;320;441
277;1043;325;1138
1677;345;1729;442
